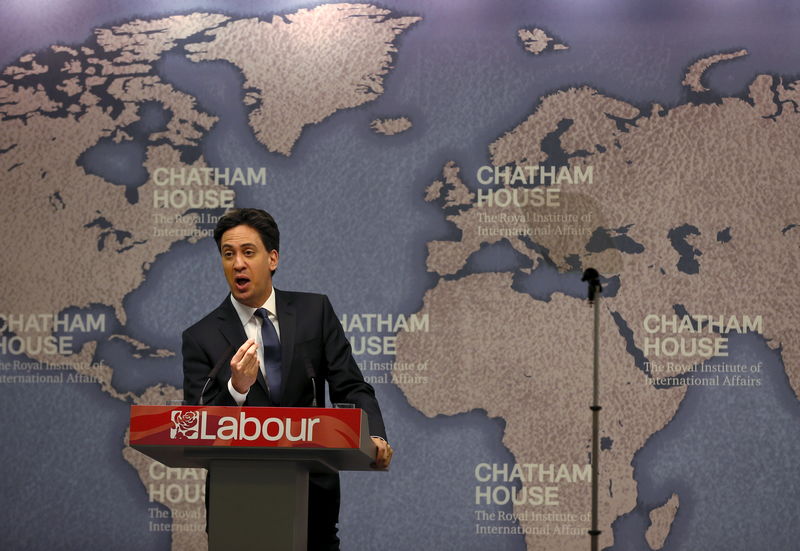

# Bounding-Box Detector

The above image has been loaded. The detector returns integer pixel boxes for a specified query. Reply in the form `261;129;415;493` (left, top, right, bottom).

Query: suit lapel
215;296;247;346
275;288;296;402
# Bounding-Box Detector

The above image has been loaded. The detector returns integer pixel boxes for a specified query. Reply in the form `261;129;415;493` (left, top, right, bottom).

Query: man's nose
233;253;246;269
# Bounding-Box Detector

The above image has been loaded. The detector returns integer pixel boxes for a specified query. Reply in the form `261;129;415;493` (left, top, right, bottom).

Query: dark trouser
308;473;341;551
205;472;341;550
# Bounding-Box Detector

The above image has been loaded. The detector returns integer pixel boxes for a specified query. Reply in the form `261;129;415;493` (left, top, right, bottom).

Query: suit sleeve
182;329;238;406
320;295;387;440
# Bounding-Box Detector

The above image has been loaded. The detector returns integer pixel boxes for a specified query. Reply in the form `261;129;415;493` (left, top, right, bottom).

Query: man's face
220;224;279;308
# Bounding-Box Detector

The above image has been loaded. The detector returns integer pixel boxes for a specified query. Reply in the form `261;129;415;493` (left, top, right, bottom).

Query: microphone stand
199;345;233;406
581;268;603;551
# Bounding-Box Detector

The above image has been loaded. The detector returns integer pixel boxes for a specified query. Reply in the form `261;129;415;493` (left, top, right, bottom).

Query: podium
130;405;379;550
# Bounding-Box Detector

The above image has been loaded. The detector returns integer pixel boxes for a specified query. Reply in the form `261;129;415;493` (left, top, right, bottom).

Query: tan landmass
777;77;800;104
370;116;413;135
424;161;540;275
123;384;208;550
448;71;800;386
682;49;748;93
32;344;135;402
395;274;685;550
107;76;217;146
52;45;79;56
0;13;228;394
123;441;208;550
1;10;421;548
397;56;800;550
440;161;474;207
184;4;420;155
517;28;568;55
0;107;219;328
427;203;540;275
424;161;471;207
490;86;640;169
646;493;679;550
424;179;444;202
85;76;107;88
540;77;800;385
95;13;230;64
2;55;48;79
0;80;61;116
110;335;175;358
748;74;778;118
423;159;617;276
62;59;82;74
90;59;154;76
428;184;618;275
56;77;83;96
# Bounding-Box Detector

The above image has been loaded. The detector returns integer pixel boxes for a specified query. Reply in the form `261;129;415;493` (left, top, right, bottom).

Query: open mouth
234;275;250;291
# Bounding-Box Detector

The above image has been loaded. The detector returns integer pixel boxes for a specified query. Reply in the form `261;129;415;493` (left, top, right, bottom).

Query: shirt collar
230;288;276;325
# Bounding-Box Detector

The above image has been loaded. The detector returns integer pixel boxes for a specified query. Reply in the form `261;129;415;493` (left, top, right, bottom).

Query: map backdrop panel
1;1;799;550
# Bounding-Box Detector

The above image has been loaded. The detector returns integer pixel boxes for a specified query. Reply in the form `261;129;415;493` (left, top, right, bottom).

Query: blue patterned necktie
254;308;282;403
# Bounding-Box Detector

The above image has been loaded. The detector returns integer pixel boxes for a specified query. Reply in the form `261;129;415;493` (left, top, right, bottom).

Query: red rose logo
170;410;199;439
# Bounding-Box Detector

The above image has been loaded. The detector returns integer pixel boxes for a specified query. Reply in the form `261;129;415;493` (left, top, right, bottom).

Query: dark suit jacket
182;289;386;439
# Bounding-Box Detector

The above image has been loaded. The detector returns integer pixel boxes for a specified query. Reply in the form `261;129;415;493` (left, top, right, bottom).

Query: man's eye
244;250;254;256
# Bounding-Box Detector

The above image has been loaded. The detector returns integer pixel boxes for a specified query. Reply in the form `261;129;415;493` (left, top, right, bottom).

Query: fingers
379;444;393;469
230;339;259;394
231;340;259;371
372;438;394;469
231;338;256;363
241;341;259;374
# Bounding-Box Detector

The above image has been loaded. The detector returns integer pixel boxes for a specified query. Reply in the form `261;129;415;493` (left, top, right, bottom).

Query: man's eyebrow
221;242;258;249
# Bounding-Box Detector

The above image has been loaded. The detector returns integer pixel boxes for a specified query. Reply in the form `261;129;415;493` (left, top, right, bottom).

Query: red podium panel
130;406;380;550
130;405;376;472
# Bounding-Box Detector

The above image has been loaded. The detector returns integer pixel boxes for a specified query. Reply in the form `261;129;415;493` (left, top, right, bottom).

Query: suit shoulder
277;289;328;305
182;299;229;337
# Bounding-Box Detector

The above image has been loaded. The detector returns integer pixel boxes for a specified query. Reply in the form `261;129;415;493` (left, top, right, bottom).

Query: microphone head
581;268;600;283
582;267;602;304
304;356;318;407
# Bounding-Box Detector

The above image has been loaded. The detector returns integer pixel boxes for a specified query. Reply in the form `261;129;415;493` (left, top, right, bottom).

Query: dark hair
213;208;280;253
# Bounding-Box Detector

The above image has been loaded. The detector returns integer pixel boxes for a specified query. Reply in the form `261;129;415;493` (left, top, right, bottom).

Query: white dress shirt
226;289;280;405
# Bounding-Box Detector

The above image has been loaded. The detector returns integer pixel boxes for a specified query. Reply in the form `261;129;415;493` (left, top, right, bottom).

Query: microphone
199;345;234;406
581;268;602;305
304;357;318;407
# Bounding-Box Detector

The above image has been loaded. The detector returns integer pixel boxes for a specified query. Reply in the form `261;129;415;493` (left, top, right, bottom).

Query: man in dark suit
182;208;392;550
